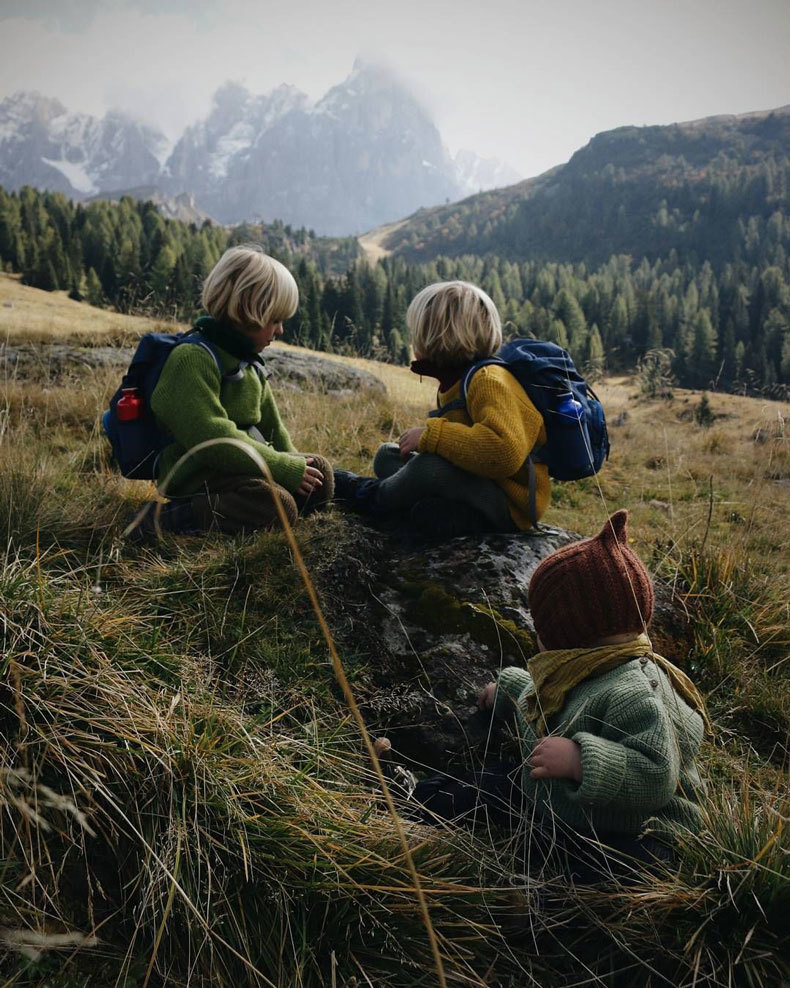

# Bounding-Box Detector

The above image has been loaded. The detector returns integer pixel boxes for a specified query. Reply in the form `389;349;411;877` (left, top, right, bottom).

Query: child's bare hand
529;737;583;783
478;682;497;711
296;458;324;497
398;427;426;457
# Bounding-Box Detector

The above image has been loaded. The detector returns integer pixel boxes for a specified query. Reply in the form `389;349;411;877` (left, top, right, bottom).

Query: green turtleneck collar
193;316;264;365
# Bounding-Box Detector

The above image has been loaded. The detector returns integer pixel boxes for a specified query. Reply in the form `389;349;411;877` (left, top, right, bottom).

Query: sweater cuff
495;667;533;715
271;452;307;493
567;731;628;807
418;419;443;454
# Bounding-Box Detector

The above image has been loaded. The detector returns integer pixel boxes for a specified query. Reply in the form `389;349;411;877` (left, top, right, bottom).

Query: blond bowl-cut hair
407;280;502;366
201;245;298;330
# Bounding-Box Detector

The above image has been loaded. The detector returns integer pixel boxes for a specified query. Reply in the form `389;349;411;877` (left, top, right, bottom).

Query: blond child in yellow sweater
334;281;550;538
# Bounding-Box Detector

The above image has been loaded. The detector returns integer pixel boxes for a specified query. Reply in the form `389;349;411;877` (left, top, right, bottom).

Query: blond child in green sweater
131;245;334;539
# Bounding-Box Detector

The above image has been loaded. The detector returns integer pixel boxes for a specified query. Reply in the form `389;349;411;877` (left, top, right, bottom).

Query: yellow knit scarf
524;633;713;737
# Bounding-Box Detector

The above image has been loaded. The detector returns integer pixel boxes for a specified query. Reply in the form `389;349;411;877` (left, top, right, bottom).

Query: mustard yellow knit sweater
417;364;550;529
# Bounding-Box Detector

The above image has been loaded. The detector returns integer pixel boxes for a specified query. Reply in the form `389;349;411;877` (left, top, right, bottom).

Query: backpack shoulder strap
180;334;224;377
427;358;504;418
181;334;265;385
459;357;506;404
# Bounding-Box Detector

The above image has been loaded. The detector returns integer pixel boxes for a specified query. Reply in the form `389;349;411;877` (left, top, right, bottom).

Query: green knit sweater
495;654;705;837
150;342;307;496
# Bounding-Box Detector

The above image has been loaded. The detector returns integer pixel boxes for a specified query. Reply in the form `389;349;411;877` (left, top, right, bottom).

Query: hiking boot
332;469;383;515
125;500;201;542
409;498;492;540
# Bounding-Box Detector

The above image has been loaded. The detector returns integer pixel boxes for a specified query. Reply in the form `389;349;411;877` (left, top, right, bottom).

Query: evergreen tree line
0;185;787;396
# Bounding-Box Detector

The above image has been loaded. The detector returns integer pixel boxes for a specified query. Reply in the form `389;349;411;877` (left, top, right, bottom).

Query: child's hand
398;427;426;457
478;682;497;711
296;458;324;497
529;737;583;783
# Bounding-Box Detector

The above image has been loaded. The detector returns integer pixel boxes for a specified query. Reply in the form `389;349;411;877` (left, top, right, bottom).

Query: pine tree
734;341;746;384
548;318;569;350
689;309;718;388
362;264;386;330
694;393;715;428
608;295;629;351
780;333;790;383
68;270;87;301
150;245;177;306
381;281;395;343
721;320;737;386
586;324;605;380
308;275;323;350
86;267;103;307
0;211;15;262
486;269;506;313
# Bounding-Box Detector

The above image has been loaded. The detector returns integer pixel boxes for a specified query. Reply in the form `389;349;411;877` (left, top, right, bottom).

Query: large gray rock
313;522;574;769
312;518;691;772
0;342;385;395
263;348;385;394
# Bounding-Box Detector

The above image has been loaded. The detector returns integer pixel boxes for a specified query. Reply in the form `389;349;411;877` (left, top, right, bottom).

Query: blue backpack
102;331;251;480
429;339;610;524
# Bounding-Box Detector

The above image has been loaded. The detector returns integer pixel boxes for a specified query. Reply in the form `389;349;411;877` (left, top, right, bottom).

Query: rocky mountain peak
0;92;167;198
454;149;523;196
1;90;68;127
0;64;520;234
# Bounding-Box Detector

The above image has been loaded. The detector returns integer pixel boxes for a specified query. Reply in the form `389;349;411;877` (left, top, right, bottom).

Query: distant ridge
370;103;790;267
86;187;213;226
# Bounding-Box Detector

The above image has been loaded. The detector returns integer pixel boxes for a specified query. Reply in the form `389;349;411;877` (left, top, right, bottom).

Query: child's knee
373;442;402;479
402;451;458;486
298;454;334;511
268;484;299;527
307;455;334;500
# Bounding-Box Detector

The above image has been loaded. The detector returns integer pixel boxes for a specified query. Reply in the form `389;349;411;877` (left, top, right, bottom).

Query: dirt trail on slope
358;219;407;264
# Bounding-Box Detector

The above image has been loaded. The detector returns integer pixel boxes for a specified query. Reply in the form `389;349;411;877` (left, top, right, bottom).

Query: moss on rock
397;579;536;660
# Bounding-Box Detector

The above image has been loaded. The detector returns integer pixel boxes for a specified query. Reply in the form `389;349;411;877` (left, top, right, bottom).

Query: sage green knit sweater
495;654;705;836
150;342;307;496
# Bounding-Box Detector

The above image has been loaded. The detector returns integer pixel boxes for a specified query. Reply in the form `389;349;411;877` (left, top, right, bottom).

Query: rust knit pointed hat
527;510;654;650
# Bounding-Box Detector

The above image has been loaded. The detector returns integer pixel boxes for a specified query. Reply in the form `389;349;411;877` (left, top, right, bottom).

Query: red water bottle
117;387;144;421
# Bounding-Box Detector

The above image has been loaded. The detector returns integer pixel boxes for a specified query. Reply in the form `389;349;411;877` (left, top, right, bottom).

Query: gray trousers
372;443;517;531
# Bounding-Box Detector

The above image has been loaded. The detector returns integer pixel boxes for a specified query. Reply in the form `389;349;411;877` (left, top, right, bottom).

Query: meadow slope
0;274;787;985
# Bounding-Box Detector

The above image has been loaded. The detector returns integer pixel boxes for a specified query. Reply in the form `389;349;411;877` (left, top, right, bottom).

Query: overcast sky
1;0;788;178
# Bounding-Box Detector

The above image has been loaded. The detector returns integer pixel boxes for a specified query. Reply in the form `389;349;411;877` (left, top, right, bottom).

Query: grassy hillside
375;106;790;266
0;280;788;985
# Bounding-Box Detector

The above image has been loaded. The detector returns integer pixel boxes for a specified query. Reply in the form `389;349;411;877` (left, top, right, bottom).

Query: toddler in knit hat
410;510;709;877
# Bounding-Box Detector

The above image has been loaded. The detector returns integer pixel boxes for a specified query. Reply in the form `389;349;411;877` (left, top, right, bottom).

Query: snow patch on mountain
40;157;97;194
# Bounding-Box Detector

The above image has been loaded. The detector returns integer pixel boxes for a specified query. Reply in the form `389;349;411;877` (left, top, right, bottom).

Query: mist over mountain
453;149;523;196
160;81;311;222
0;62;519;234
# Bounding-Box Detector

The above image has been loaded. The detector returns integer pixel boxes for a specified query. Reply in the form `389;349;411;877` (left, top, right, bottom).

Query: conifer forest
0;181;788;397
